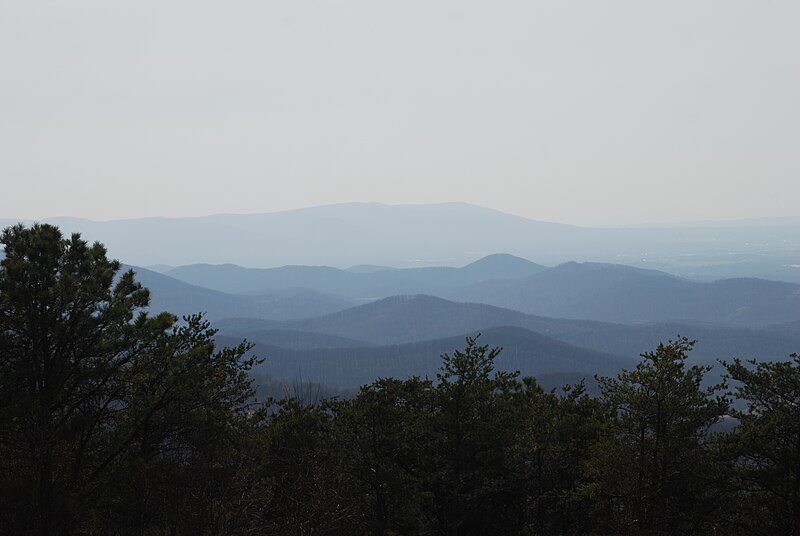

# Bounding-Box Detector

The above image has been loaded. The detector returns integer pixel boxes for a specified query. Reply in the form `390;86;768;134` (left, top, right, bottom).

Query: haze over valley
3;202;797;391
4;202;799;283
10;202;773;391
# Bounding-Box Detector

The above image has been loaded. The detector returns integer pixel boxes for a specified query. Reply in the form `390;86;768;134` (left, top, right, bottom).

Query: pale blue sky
1;1;798;225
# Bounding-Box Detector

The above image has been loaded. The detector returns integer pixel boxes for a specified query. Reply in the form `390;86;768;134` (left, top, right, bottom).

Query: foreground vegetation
1;224;799;535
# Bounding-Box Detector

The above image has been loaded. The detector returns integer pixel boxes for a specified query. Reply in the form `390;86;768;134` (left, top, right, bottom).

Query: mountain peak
461;253;547;279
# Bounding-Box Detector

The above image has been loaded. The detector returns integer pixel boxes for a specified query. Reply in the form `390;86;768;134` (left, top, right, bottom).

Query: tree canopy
0;224;258;535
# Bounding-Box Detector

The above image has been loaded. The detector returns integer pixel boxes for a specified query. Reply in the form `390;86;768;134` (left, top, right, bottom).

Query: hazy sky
1;1;798;226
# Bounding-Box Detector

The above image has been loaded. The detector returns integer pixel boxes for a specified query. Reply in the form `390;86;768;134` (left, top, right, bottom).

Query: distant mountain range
157;257;800;326
440;262;800;326
5;205;800;394
244;294;800;360
125;256;800;375
5;202;800;281
46;256;800;390
213;294;800;388
128;265;359;321
165;253;546;296
217;325;632;390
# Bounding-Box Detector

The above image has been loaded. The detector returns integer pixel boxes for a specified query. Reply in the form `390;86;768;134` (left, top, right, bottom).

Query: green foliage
334;377;434;534
305;337;610;536
723;354;800;535
590;337;729;535
0;224;258;535
516;379;606;536
97;314;260;535
429;337;524;535
250;398;353;535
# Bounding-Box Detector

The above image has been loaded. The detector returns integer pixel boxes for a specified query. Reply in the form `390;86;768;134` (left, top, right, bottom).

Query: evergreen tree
251;398;353;535
334;377;434;534
516;379;605;536
96;314;259;535
430;336;524;536
0;224;257;535
589;337;729;536
724;354;800;536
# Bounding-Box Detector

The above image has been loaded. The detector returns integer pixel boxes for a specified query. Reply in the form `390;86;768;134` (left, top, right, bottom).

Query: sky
1;0;798;226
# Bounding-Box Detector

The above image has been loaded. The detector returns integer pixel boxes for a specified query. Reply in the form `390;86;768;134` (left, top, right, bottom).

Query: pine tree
589;337;729;535
724;354;800;535
0;224;257;535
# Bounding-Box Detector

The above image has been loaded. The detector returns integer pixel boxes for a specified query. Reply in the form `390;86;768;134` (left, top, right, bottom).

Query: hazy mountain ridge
128;260;800;369
162;258;800;326
216;295;800;369
10;203;578;267
128;266;359;321
441;262;800;326
218;325;632;389
219;307;800;390
96;244;800;392
166;253;547;296
221;328;373;350
6;203;799;282
280;294;543;345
